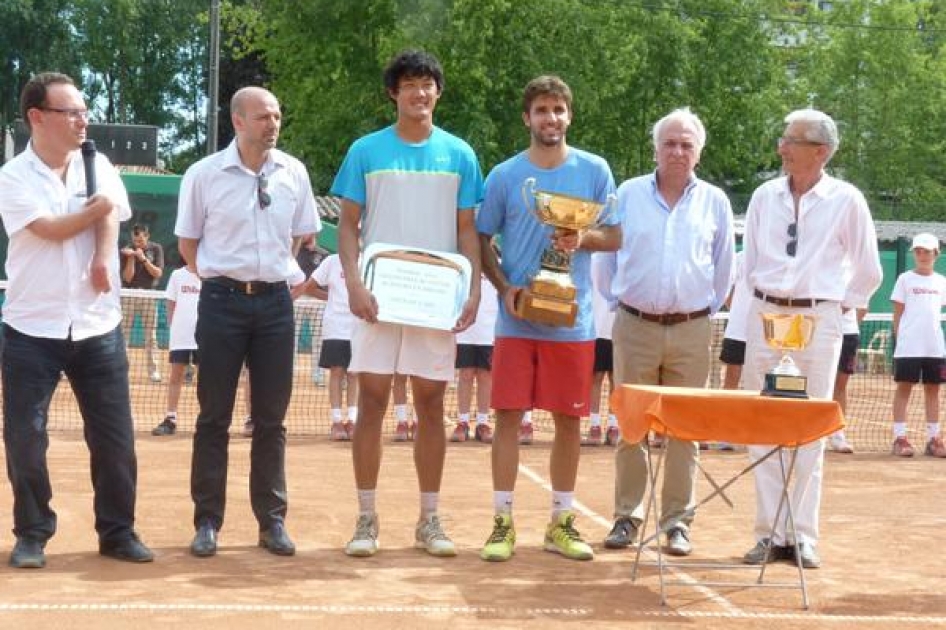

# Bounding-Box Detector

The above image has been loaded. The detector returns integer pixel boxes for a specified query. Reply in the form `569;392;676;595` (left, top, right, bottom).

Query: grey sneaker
789;542;822;569
345;513;380;557
743;538;788;565
604;516;638;549
665;528;692;556
414;515;457;557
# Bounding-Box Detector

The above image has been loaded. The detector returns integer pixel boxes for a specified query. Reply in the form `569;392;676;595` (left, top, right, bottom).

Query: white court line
517;462;743;616
1;602;946;624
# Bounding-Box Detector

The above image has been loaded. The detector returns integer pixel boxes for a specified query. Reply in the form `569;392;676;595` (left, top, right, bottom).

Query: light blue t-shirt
331;125;483;253
476;148;619;341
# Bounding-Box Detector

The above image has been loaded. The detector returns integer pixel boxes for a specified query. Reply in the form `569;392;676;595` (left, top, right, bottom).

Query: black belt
753;289;829;309
204;277;286;296
619;303;711;326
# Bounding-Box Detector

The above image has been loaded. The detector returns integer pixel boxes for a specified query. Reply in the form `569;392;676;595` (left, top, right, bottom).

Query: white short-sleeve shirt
0;144;131;340
165;267;202;351
456;276;499;346
891;270;946;358
312;254;356;341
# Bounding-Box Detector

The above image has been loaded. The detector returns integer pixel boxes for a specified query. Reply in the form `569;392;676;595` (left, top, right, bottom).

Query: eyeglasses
778;136;826;147
786;222;798;257
40;107;90;121
257;174;271;210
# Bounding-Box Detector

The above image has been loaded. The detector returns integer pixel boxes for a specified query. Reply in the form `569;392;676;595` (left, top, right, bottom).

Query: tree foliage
3;0;946;220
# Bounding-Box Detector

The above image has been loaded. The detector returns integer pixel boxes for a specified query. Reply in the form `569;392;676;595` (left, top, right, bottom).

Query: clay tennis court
0;418;943;629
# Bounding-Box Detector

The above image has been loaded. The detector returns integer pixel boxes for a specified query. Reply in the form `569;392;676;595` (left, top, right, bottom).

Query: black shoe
604;516;638;549
152;416;177;436
190;522;218;557
665;527;692;556
99;533;154;563
258;521;295;556
9;537;46;569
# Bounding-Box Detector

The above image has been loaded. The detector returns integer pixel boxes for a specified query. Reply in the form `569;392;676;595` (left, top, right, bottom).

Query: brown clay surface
0;427;943;629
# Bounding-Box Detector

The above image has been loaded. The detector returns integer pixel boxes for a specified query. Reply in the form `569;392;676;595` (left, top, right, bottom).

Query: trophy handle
520;177;537;214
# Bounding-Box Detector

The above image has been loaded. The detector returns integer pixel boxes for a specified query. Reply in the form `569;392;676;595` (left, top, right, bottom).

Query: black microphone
81;140;97;198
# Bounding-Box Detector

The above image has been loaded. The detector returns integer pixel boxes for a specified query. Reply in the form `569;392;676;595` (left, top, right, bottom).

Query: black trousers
2;324;138;543
190;281;294;530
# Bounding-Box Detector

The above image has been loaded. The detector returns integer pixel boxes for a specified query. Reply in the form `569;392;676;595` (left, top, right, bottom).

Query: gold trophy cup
517;178;615;327
761;313;817;398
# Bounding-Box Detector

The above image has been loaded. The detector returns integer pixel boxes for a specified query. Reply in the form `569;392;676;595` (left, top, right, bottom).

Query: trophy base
761;373;809;399
514;291;578;327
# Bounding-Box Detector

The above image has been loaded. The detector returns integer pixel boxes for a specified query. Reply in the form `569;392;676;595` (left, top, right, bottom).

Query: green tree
71;0;207;164
0;0;77;159
256;0;401;192
792;0;946;219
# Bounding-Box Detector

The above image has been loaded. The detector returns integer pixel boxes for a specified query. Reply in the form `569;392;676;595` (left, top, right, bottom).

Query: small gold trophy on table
761;313;817;398
516;177;615;327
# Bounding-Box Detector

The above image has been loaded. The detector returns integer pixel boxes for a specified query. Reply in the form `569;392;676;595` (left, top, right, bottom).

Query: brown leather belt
753;289;829;309
619;303;711;326
205;277;286;296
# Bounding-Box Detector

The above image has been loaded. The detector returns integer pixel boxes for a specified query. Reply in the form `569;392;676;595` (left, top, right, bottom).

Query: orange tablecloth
611;385;844;447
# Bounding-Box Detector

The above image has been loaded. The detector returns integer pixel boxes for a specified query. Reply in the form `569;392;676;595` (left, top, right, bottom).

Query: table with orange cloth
611;384;843;447
609;384;844;609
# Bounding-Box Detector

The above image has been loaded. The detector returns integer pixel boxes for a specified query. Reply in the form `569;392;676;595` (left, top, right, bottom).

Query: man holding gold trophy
741;109;882;569
476;75;621;562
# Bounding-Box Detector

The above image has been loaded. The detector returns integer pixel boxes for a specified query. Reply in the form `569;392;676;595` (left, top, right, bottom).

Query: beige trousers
611;308;711;531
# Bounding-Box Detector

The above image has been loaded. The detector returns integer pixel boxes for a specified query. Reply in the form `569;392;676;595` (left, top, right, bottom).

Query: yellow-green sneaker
480;513;516;562
544;511;593;561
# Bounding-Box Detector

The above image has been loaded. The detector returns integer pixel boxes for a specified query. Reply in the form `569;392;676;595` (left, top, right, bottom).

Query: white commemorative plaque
362;243;472;331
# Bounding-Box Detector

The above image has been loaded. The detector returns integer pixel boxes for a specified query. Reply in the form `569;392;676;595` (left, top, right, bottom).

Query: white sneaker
149;370;162;383
829;434;854;454
415;515;456;557
345;513;380;557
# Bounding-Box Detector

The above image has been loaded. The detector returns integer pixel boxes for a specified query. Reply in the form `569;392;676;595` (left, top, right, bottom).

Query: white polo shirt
0;143;130;340
175;141;320;282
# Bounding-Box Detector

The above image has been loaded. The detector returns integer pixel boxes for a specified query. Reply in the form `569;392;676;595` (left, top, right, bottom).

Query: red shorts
491;337;595;417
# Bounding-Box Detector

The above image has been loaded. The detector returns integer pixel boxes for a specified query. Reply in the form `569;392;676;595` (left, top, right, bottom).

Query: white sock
357;489;376;515
347;406;358;422
331;408;342;422
522;411;532;426
420;492;439;520
589;413;601;427
164;412;177;424
927;423;940;440
551;491;574;518
607;413;618;427
476;412;489;425
395;404;408;422
493;491;514;514
458;412;470;424
893;422;908;438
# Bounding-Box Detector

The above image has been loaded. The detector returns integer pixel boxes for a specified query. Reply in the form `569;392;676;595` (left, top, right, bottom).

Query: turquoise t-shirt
331;125;483;253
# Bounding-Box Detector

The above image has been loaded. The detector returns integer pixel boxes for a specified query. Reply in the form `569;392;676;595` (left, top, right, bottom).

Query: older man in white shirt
741;109;882;569
0;72;153;568
596;107;735;557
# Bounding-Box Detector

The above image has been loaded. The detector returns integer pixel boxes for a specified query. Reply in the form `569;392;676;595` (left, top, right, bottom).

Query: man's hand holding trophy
512;177;615;327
